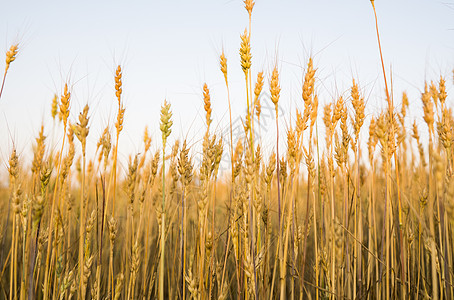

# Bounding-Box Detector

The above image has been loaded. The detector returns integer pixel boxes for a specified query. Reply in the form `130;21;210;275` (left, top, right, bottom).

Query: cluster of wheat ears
0;1;453;299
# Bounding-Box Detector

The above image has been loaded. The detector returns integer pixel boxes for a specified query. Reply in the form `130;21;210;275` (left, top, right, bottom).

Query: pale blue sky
0;0;453;172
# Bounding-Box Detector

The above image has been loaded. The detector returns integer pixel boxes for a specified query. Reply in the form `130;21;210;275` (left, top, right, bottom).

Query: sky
0;0;453;174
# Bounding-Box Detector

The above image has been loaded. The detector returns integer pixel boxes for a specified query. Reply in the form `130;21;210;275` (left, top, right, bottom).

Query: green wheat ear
160;100;173;145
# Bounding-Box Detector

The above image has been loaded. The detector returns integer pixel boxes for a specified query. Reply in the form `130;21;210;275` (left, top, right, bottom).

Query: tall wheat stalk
42;83;70;300
351;79;365;298
8;149;20;300
178;140;192;299
106;65;125;299
74;104;90;299
300;58;316;298
370;2;406;297
159;100;172;300
219;51;235;296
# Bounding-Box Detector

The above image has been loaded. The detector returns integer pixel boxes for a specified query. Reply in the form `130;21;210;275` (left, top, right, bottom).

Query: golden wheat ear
0;44;19;99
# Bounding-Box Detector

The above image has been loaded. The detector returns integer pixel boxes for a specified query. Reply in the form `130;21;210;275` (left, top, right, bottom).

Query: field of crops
0;1;453;299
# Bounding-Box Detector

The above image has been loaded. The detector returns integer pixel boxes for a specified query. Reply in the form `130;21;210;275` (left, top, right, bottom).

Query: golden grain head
74;105;90;153
244;0;255;15
279;157;287;184
332;96;344;124
100;127;112;164
302;58;316;103
32;125;46;175
59;83;71;126
5;44;18;71
351;79;365;136
310;94;318;128
219;52;227;79
437;107;452;150
254;71;264;99
233;139;244;178
439;76;447;105
430;80;439;106
422;82;434;132
51;94;58;120
115;65;122;102
286;128;297;164
171;140;180;159
203;83;212;127
270;66;280;109
233;140;243;163
295;109;305;137
143;126;152;152
368;117;377;147
254;71;264;118
214;138;223;173
401;91;409;117
8;149;19;184
177;140;193;187
239;29;252;75
322;103;332;132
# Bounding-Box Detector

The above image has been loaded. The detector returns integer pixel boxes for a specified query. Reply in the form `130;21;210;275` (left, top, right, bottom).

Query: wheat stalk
159;100;172;300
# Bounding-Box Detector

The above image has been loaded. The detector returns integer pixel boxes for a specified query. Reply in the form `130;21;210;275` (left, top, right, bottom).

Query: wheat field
0;1;453;299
